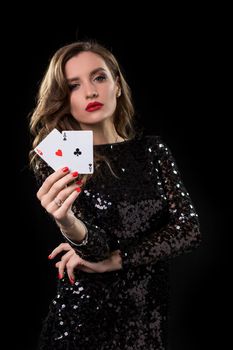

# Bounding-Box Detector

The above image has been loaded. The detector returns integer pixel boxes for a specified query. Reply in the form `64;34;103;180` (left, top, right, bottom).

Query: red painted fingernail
58;273;63;279
69;277;75;284
76;180;83;185
75;187;81;192
72;171;79;177
48;255;52;259
62;166;69;172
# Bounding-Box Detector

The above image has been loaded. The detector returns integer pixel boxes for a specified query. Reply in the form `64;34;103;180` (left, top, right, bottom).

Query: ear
115;77;121;98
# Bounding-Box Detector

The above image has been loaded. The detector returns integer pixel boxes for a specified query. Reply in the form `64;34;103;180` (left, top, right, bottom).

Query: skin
37;51;123;284
65;51;123;145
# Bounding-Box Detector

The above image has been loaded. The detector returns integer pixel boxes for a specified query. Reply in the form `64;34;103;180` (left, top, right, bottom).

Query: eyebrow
66;67;107;83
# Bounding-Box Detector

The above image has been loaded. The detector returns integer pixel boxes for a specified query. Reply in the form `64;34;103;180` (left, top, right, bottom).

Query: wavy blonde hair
29;40;137;184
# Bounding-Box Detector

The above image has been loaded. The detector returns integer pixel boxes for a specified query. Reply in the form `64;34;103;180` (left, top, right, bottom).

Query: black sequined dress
35;134;201;350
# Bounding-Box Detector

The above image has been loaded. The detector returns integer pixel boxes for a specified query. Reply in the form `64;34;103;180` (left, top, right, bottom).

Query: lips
85;101;103;112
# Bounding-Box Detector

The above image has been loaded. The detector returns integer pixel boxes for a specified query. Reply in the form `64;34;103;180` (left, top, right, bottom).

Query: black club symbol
74;148;82;157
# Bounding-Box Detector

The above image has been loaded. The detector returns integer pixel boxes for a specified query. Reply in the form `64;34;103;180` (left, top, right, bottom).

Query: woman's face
65;51;119;126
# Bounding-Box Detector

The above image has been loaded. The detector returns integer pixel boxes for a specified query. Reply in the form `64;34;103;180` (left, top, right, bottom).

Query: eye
68;83;80;91
94;75;107;82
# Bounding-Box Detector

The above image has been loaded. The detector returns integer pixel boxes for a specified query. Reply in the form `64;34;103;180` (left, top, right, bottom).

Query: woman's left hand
48;243;122;284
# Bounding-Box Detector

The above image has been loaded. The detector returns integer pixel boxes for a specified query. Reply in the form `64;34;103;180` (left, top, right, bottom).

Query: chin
79;114;112;125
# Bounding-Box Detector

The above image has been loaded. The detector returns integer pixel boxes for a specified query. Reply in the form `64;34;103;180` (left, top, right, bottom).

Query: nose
84;83;99;99
87;91;98;99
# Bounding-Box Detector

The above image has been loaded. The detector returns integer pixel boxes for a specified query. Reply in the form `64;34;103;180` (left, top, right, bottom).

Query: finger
57;250;74;279
40;171;80;209
48;242;73;259
47;183;82;214
57;179;84;202
55;262;64;279
66;254;84;283
37;167;70;200
66;259;78;283
52;189;82;220
45;171;80;204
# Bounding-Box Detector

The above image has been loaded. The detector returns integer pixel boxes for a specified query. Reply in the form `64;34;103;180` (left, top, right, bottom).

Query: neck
93;132;120;145
80;121;124;145
80;122;122;145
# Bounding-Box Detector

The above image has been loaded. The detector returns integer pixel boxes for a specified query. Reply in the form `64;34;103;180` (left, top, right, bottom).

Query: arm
120;137;201;269
33;160;111;261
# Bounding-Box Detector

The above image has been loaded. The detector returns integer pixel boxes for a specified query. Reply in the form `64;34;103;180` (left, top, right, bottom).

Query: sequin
34;134;201;350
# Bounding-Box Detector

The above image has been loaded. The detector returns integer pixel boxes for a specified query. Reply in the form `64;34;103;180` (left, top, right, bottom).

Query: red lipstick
85;101;103;112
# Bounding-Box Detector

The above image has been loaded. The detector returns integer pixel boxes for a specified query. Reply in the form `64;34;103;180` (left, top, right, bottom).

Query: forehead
65;51;109;79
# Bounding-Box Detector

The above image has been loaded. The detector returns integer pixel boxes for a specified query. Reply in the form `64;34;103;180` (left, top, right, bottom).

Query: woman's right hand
36;167;83;228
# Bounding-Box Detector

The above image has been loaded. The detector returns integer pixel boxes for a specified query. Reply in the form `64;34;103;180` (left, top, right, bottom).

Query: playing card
34;128;65;171
61;130;94;174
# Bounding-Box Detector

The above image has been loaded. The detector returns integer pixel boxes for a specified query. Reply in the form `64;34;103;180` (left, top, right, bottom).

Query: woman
29;40;201;350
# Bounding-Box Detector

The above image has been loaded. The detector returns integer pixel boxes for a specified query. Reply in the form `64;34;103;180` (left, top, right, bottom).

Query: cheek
105;87;117;111
104;86;117;103
69;94;81;114
106;92;117;114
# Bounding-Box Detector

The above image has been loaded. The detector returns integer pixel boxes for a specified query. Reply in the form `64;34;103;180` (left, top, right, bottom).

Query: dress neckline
93;135;137;148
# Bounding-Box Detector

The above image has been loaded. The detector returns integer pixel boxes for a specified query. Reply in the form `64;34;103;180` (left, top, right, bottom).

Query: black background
9;7;229;350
